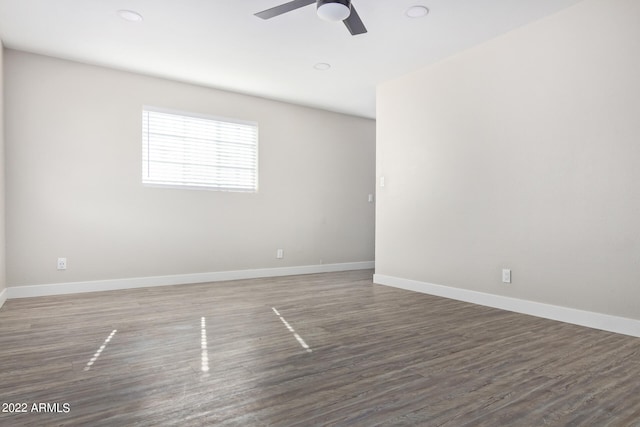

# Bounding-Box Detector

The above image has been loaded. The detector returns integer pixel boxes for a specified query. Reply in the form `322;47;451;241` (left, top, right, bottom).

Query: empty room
1;0;639;425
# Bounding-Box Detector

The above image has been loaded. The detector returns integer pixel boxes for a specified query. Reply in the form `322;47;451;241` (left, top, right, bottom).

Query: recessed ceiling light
313;63;331;71
117;10;144;22
405;5;429;18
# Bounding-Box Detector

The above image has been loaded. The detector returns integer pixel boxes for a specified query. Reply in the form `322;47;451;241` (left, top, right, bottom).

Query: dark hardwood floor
1;270;639;426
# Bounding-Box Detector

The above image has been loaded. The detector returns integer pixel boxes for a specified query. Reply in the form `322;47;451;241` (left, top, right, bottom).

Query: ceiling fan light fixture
317;0;351;22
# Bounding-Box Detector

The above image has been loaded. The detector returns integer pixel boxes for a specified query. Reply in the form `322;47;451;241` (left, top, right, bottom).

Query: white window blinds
142;107;258;192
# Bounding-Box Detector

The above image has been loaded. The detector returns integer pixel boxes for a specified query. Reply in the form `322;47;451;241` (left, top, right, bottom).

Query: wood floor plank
1;270;639;426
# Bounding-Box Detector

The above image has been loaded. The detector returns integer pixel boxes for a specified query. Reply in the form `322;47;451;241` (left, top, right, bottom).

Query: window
142;107;258;192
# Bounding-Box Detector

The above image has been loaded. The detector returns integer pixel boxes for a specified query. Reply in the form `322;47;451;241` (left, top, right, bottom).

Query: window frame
141;106;259;193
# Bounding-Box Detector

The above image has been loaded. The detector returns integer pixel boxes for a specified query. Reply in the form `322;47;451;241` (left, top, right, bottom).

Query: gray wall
0;43;5;295
376;0;640;320
5;50;375;287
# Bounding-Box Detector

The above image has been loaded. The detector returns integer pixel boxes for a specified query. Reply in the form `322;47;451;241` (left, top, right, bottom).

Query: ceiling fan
255;0;367;36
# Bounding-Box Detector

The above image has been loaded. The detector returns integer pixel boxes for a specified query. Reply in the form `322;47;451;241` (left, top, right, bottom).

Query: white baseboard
374;274;640;338
6;261;375;299
0;287;7;310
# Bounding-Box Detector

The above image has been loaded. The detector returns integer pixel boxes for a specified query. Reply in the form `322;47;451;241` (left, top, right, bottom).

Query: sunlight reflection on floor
84;329;117;371
272;307;312;353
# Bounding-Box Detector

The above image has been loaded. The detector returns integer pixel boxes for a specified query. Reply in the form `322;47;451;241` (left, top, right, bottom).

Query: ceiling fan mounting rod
316;0;351;9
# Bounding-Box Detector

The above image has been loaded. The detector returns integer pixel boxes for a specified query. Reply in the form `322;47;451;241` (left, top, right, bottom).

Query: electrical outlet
57;257;67;270
276;249;284;259
502;269;511;283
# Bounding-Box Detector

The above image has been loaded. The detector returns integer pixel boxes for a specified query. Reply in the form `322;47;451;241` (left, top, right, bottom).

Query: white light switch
368;194;374;203
380;176;385;188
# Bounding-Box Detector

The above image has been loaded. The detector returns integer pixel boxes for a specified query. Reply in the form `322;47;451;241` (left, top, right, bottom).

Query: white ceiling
0;0;584;119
